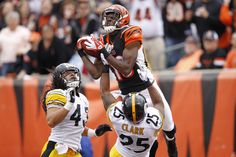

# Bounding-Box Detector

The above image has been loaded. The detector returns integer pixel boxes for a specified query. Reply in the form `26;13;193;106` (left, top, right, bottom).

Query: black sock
149;140;158;157
163;126;178;157
163;125;176;139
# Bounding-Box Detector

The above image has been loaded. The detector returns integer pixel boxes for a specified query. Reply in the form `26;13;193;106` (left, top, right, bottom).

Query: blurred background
0;0;235;157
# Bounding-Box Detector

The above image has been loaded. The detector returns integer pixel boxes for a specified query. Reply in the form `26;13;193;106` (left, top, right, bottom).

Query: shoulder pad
106;102;118;114
121;26;143;46
45;89;67;106
146;107;164;130
106;102;124;122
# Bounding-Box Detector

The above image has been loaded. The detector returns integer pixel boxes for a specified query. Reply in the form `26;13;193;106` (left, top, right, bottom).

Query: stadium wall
0;70;235;157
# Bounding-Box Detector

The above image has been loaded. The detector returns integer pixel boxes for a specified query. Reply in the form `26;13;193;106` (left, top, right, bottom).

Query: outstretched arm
100;65;117;110
77;36;104;79
77;49;103;79
147;83;165;116
82;125;112;137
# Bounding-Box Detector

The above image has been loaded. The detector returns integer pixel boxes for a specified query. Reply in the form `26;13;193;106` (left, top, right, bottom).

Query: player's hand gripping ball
77;35;103;58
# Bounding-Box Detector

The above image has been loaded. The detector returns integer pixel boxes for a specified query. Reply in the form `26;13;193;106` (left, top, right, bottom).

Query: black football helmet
52;63;81;90
122;93;147;124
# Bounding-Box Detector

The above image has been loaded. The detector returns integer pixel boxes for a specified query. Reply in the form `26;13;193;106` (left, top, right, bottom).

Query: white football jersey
107;102;163;157
45;89;89;152
129;0;164;38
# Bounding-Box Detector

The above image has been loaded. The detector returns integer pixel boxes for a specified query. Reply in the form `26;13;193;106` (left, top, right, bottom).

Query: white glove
84;35;104;51
77;36;90;49
137;68;154;83
105;43;113;53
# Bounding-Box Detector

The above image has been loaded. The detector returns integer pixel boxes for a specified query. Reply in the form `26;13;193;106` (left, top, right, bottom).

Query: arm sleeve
45;89;67;109
146;107;164;130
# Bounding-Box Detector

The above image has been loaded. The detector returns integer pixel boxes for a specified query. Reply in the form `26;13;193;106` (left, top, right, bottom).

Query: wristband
77;49;86;57
64;102;73;111
100;48;110;58
87;128;96;137
102;65;109;73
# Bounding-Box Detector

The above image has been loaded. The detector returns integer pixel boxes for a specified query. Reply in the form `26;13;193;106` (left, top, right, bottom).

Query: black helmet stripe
131;93;136;123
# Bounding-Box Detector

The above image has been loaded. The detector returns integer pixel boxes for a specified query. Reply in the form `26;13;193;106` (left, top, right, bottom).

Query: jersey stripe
45;93;66;106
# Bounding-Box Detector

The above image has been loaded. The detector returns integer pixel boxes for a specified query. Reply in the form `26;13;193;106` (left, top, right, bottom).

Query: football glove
84;34;104;51
95;124;112;136
77;36;90;49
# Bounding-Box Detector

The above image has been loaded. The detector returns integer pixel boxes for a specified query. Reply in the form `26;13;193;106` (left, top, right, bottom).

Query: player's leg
152;81;178;157
41;148;82;157
163;125;177;157
41;141;82;157
109;146;123;157
41;141;57;157
67;149;82;157
141;82;177;157
149;140;158;157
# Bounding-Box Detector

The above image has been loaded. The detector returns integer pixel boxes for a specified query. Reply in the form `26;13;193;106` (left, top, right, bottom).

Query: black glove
95;124;112;136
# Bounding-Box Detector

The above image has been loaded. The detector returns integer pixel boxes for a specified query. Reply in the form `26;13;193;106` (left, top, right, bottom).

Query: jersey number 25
119;134;150;153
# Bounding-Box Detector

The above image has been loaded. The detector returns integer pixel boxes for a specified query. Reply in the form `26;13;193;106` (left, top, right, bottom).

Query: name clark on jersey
121;124;144;135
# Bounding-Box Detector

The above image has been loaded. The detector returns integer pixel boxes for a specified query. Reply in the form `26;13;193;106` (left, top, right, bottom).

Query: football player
77;4;178;157
40;63;112;157
100;65;164;157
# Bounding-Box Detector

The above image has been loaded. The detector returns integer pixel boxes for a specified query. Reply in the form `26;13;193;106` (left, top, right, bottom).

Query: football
80;39;100;58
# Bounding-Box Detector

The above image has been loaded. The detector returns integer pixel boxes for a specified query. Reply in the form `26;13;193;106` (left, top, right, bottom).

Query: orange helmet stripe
131;93;136;123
